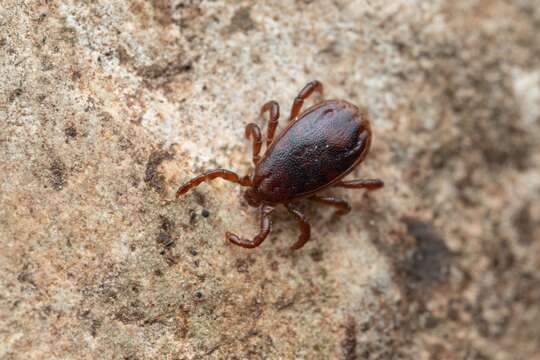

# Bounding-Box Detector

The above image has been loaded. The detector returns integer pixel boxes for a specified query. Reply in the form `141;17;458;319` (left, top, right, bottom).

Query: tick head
244;187;262;207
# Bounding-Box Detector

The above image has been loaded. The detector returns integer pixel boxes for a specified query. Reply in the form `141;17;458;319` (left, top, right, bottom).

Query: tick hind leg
285;204;311;250
260;101;280;147
176;169;251;197
246;101;280;164
227;205;274;248
245;123;263;164
309;195;351;216
289;80;324;122
333;179;384;191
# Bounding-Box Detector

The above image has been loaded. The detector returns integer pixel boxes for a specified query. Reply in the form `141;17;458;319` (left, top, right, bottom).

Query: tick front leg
289;80;324;122
245;123;263;164
309;195;351;216
260;101;280;147
227;205;274;249
333;179;384;191
176;169;251;197
285;204;311;250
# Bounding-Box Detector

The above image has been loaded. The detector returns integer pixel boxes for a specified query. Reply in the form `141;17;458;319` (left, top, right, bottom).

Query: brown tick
177;81;383;250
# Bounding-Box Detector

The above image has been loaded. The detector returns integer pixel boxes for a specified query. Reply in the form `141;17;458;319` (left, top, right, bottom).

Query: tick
177;81;384;250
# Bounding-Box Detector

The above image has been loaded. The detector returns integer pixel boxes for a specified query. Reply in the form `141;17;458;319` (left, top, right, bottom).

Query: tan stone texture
1;1;539;359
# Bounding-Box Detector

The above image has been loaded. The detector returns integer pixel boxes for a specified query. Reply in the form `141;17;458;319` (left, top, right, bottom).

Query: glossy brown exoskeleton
177;81;383;250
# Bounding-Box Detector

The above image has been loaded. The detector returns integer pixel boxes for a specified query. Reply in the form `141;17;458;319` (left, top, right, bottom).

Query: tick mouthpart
244;188;262;207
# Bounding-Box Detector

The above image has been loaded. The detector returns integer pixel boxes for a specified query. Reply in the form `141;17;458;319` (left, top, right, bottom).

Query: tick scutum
254;100;371;203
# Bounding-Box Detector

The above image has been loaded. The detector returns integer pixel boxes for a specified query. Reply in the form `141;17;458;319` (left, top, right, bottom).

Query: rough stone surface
1;1;540;359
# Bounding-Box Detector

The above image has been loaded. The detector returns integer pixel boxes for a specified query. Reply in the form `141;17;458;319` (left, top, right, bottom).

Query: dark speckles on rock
118;136;133;151
174;1;203;27
158;216;175;248
64;125;77;141
9;88;23;102
114;306;145;324
164;252;179;266
90;319;101;337
341;316;358;360
192;190;206;206
235;257;256;274
235;258;249;273
137;59;194;89
116;45;130;65
227;7;255;34
201;209;210;218
309;248;323;262
401;217;452;288
189;209;197;225
319;41;342;60
513;203;534;245
157;231;174;248
49;158;66;191
150;0;173;26
144;150;172;194
159;215;174;232
138;61;193;81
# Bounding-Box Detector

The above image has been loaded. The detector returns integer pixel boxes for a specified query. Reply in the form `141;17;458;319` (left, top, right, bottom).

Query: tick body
177;81;383;250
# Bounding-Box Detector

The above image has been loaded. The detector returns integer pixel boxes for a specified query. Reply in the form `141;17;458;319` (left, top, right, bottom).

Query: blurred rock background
1;0;539;359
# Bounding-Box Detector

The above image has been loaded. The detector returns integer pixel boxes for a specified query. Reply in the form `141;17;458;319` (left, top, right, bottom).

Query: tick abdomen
255;100;371;203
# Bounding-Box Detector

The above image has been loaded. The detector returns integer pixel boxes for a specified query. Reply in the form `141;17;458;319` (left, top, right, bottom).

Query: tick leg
176;169;251;197
260;101;280;147
227;205;274;249
245;123;263;164
285;204;311;250
289;80;324;122
333;179;384;191
309;195;351;216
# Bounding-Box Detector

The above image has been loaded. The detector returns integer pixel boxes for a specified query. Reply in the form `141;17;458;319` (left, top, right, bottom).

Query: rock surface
1;1;540;359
